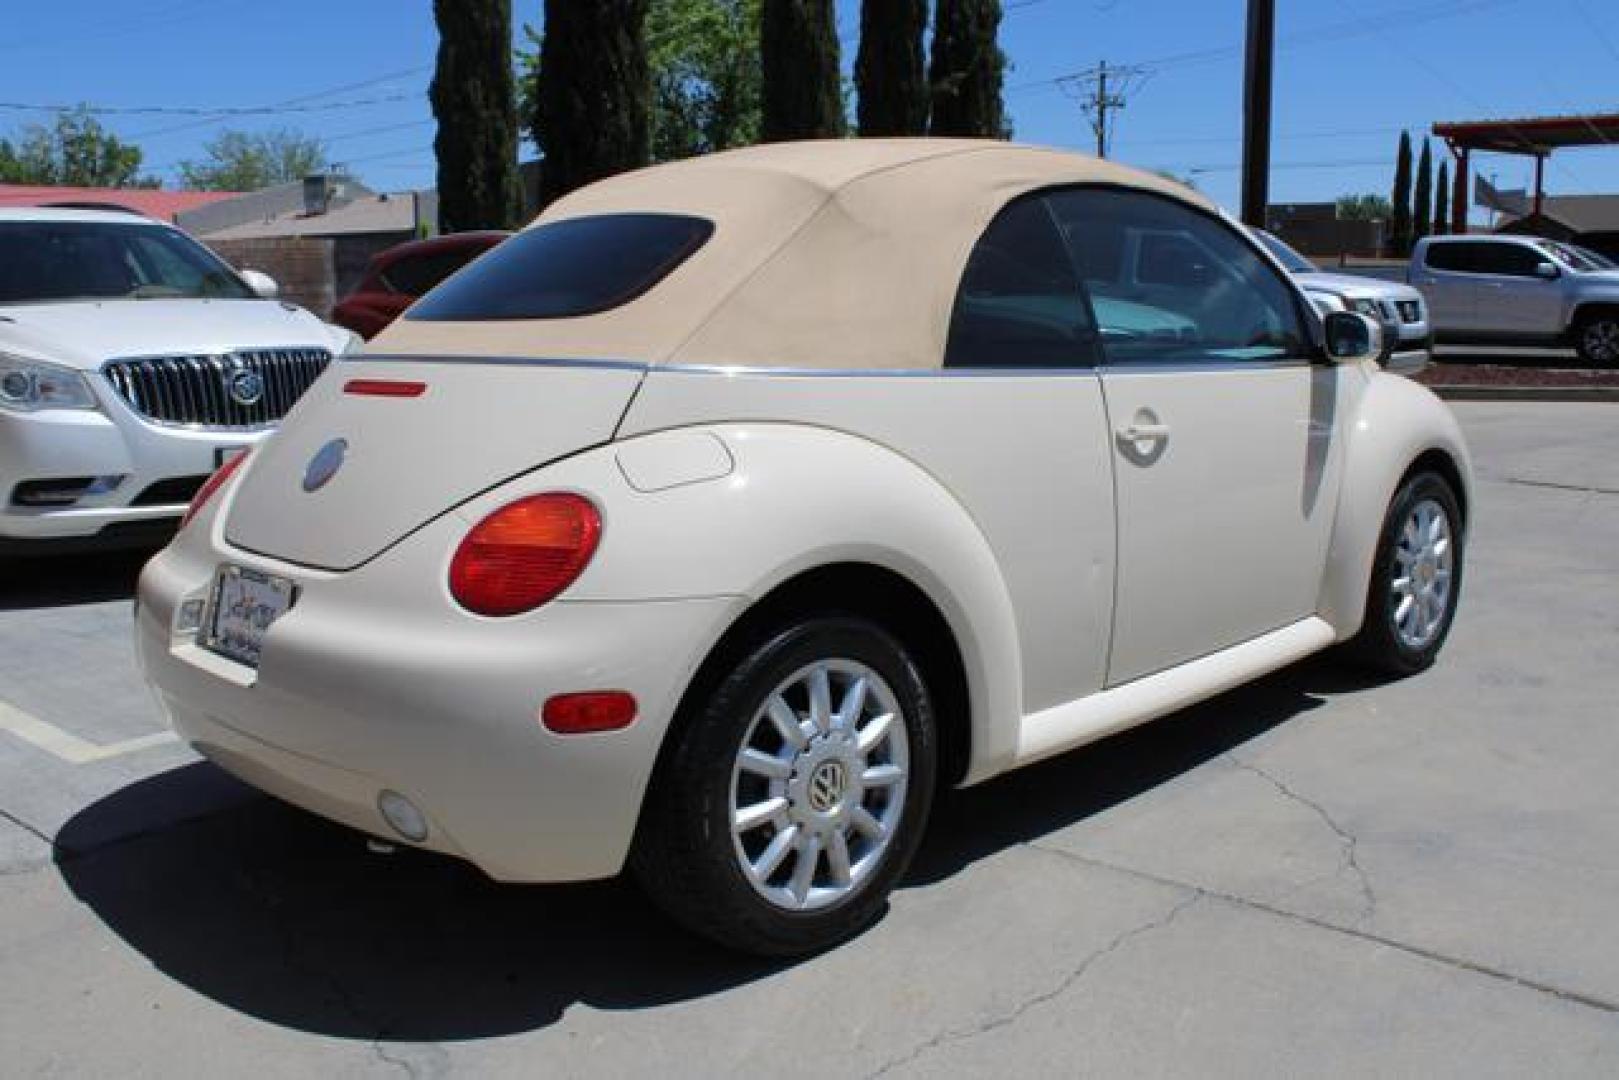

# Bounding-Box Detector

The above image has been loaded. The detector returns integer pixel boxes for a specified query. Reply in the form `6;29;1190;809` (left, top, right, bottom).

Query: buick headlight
0;355;98;413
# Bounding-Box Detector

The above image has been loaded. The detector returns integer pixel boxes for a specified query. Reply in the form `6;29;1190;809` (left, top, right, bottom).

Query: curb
1429;385;1619;403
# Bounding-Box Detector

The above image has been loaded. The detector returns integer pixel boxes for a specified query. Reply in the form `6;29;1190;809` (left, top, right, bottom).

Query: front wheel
632;617;938;956
1574;312;1619;366
1345;471;1465;675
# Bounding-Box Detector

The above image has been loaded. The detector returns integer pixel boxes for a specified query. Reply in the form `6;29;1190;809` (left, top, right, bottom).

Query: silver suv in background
1256;230;1432;375
1410;234;1619;364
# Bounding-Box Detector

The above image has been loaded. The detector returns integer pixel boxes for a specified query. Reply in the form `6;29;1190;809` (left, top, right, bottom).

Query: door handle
1118;422;1170;443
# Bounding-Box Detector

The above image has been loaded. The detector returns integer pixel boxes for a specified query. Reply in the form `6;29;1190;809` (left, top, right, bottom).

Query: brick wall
206;237;336;318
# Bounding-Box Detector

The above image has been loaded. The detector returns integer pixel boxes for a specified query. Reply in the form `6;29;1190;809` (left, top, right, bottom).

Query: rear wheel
1345;471;1464;675
1574;311;1619;365
632;617;937;956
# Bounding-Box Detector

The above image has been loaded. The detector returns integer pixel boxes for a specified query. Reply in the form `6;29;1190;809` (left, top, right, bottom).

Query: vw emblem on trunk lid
302;438;348;492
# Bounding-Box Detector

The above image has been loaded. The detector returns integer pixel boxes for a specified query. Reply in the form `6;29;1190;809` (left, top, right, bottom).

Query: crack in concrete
0;805;53;847
1231;758;1378;928
247;862;444;1078
1038;846;1619;1017
1502;477;1619;497
865;891;1202;1078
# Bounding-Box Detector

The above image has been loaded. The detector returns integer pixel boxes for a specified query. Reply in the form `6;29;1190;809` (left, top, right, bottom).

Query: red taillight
542;691;638;734
181;450;249;529
449;493;602;616
345;379;426;398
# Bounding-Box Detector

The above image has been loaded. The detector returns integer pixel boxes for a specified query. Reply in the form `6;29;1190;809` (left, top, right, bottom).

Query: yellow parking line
0;698;177;764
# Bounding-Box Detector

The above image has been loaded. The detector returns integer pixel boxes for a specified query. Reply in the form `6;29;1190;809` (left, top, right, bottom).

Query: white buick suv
0;208;358;555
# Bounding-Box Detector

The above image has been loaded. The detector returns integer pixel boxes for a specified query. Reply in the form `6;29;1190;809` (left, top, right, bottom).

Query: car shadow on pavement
52;654;1390;1043
0;548;153;611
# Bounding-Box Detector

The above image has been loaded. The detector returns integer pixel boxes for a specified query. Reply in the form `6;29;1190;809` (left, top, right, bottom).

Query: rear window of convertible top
405;213;714;322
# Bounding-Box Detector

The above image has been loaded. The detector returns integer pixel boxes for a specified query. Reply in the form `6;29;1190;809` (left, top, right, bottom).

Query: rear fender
464;423;1026;783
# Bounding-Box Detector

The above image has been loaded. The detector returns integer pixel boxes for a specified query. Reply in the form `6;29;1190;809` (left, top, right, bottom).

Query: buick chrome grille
103;348;332;429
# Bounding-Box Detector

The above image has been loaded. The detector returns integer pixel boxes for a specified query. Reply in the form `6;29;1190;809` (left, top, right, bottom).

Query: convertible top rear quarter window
406;213;713;321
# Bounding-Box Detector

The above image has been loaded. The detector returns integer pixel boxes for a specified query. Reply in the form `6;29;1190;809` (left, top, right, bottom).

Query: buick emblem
808;761;847;813
226;364;265;407
302;438;348;492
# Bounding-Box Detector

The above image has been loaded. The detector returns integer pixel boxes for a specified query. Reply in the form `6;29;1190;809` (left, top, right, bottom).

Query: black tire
1345;471;1465;676
1574;311;1619;366
631;616;938;957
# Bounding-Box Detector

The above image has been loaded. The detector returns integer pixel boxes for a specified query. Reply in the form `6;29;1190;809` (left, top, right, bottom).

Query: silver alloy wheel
729;658;910;912
1391;497;1455;650
1583;319;1619;363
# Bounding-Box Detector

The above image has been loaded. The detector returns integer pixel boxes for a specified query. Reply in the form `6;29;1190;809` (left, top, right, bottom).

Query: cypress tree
1413;139;1433;242
1390;131;1413;257
760;0;844;141
856;0;929;136
929;0;1006;138
430;0;521;232
1434;159;1451;237
535;0;652;207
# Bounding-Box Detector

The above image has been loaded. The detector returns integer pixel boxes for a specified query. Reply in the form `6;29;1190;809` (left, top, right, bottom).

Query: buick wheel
1345;471;1465;675
632;617;937;956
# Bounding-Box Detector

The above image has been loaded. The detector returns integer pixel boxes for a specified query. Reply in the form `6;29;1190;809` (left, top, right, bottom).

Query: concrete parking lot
2;401;1617;1077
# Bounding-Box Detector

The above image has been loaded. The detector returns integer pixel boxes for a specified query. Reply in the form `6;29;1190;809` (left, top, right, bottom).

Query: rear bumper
135;515;739;882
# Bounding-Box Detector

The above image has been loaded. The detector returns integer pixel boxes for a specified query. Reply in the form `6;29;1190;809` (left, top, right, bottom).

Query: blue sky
5;0;1618;224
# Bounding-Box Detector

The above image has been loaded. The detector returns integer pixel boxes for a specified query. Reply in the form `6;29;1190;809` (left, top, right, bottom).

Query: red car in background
332;231;508;339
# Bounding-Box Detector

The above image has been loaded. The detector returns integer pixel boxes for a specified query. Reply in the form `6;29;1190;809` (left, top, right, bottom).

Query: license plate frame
201;565;296;669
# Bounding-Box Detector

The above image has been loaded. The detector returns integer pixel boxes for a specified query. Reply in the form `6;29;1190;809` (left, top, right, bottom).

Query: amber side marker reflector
345;379;427;397
542;691;638;735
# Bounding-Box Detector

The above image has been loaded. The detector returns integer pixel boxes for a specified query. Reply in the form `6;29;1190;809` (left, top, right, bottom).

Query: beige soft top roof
375;139;1213;369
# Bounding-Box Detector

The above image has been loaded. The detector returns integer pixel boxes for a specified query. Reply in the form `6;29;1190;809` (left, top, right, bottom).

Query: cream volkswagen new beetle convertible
137;140;1471;955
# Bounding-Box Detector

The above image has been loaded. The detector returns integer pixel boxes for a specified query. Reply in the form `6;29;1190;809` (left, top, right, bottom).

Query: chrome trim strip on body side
349;353;652;373
353;353;1316;378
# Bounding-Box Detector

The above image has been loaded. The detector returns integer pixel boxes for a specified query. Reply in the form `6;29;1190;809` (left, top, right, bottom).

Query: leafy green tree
650;0;762;157
760;0;844;141
430;0;520;230
928;0;1006;137
1413;139;1433;242
533;0;652;206
178;129;328;192
1390;131;1413;256
856;0;928;136
1337;193;1392;220
0;107;152;187
1434;159;1450;237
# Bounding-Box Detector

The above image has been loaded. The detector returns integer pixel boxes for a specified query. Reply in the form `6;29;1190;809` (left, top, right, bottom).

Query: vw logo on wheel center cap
807;760;847;813
302;438;348;492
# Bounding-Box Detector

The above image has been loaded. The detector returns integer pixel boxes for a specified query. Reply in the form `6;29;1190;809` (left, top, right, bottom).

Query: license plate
203;566;296;668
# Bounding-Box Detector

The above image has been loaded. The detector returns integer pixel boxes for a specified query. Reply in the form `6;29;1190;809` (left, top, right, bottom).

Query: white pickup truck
1410;234;1619;364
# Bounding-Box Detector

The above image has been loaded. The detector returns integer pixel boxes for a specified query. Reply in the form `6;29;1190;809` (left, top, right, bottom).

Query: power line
0;94;415;119
1009;0;1532;98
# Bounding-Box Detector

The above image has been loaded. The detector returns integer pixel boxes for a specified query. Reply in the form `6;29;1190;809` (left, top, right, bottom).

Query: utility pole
1240;0;1276;227
1060;61;1148;160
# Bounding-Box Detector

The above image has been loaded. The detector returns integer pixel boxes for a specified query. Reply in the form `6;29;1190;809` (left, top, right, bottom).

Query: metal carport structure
1433;113;1619;233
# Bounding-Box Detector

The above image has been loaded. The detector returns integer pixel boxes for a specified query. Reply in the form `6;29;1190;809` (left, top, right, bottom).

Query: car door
1047;188;1342;686
1468;242;1564;335
1413;241;1479;333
